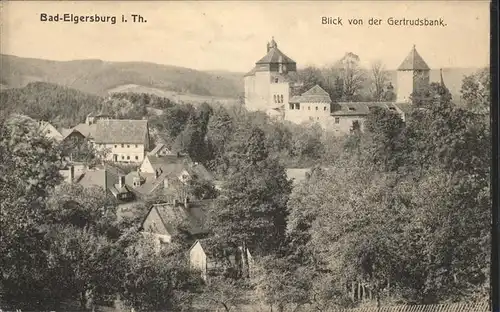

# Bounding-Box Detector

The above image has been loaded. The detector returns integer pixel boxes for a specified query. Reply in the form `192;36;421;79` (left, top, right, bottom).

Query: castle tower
396;45;430;103
244;37;297;112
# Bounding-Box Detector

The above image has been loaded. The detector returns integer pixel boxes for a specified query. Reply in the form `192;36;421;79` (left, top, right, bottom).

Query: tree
0;115;65;309
207;127;293;258
460;67;489;114
336;53;366;101
370;61;389;102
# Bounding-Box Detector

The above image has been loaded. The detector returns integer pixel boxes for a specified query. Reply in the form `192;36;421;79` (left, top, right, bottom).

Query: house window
308;106;310;110
309;116;314;121
335;117;340;124
348;107;356;111
316;106;318;110
121;155;124;160
121;144;124;148
114;145;117;148
280;95;283;103
127;145;130;148
275;78;279;83
324;106;327;111
135;156;139;160
127;155;130;160
274;95;277;103
289;103;294;110
317;117;319;120
297;103;300;110
135;144;138;148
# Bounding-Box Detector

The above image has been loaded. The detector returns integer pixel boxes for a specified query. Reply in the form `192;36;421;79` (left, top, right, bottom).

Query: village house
93;119;150;163
189;239;253;282
37;120;66;142
61;164;135;201
125;154;214;200
148;143;175;157
141;198;212;246
244;39;446;135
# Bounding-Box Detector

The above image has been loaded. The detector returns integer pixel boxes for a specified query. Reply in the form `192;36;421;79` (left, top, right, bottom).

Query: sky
0;1;490;72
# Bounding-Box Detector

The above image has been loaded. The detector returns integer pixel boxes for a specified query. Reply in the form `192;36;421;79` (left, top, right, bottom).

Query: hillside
0;82;103;128
0;54;245;99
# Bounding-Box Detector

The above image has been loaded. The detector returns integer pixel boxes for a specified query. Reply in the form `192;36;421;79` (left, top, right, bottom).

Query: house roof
72;123;98;139
77;166;131;195
256;47;296;65
330;102;404;116
397;45;430;71
93;119;148;144
148;143;174;156
290;85;332;103
126;155;213;196
143;200;214;236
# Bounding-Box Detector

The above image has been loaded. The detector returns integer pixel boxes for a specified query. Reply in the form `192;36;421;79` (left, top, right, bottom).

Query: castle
244;38;443;135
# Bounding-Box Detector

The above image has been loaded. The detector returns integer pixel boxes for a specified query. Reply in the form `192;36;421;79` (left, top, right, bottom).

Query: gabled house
125;154;214;200
76;165;135;201
141;199;212;246
38;121;65;142
189;239;253;282
148;143;175;157
93;119;150;163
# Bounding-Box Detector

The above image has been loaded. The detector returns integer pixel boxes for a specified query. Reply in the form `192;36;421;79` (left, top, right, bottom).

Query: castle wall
396;71;414;103
285;101;331;126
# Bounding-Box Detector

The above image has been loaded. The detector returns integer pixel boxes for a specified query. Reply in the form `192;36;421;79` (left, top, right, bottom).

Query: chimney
68;165;75;183
119;175;125;189
184;197;190;209
155;168;162;179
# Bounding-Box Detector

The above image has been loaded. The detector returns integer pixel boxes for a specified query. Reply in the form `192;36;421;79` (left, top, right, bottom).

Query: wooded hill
0;54;244;98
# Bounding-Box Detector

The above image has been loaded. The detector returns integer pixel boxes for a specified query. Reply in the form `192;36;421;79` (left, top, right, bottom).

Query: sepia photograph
0;1;492;311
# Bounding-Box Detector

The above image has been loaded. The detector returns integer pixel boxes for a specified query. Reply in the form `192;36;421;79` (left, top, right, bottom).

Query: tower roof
397;45;430;71
257;38;296;65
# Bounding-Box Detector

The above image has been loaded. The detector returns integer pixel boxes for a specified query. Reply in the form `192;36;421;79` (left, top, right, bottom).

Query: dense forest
0;67;491;311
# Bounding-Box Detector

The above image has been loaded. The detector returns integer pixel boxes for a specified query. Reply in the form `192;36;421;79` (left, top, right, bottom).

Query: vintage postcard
0;1;492;312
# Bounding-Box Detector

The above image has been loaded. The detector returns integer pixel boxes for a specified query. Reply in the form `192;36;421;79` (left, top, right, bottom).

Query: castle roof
289;85;331;103
331;102;403;116
397;45;430;71
256;47;296;65
256;38;295;65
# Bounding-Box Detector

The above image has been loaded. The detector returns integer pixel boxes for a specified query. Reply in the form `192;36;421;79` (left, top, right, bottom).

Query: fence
329;301;489;312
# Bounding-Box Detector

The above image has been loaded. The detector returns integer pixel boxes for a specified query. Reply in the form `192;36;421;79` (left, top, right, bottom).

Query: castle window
121;144;124;148
316;106;318;111
135;144;138;148
324;106;327;111
127;145;130;148
135;156;139;160
297;103;300;110
275;78;279;83
127;155;130;160
280;95;283;103
121;155;124;160
335;117;340;124
114;145;117;148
